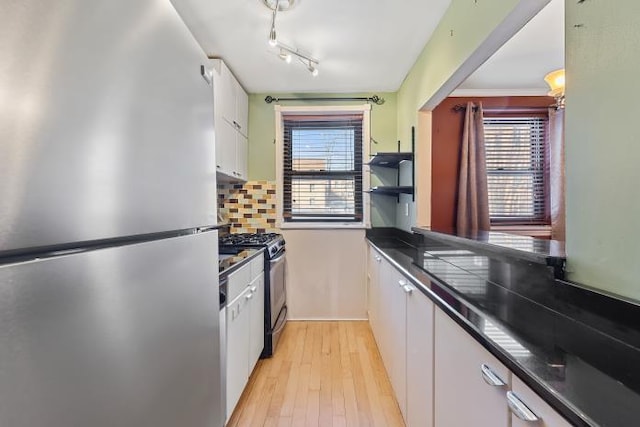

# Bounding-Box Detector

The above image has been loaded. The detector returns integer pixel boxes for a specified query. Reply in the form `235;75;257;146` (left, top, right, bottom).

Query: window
483;116;548;225
276;106;370;228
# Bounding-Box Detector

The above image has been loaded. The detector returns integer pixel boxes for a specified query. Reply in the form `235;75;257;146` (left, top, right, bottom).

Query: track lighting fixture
262;0;319;76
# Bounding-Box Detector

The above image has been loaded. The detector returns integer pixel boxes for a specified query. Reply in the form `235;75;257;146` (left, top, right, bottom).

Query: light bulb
544;69;565;98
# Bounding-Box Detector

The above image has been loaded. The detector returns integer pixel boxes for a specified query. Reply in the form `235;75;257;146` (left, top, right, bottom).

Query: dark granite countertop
367;228;640;427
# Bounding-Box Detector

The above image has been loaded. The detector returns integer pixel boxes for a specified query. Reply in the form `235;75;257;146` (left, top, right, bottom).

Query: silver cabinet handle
398;279;407;287
250;286;257;293
481;364;506;387
507;391;539;422
375;256;381;262
245;293;253;300
403;284;414;294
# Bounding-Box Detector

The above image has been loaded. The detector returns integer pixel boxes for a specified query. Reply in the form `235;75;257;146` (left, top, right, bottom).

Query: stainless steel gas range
219;233;287;357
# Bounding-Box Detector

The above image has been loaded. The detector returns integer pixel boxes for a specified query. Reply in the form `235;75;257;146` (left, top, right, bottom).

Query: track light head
279;50;292;63
268;26;277;47
307;61;318;77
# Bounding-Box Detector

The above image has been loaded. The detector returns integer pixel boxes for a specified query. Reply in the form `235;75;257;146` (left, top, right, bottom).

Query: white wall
282;229;367;320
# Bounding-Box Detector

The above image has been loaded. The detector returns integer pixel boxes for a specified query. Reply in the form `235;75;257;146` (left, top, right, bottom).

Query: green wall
565;0;640;301
396;0;519;144
246;92;399;227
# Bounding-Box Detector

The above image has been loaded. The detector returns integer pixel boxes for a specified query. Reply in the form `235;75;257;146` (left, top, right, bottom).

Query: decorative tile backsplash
217;180;277;233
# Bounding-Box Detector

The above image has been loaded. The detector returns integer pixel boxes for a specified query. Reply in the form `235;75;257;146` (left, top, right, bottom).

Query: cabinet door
435;309;510;427
236;84;249;137
236;133;248;180
219;62;237;125
215;110;237;177
510;377;572;427
367;245;382;341
406;284;434;427
248;273;265;371
377;259;393;375
226;286;251;421
377;259;407;419
386;266;408;420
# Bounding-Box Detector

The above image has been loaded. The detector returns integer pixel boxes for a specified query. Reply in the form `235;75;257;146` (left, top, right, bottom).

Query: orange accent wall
430;96;553;230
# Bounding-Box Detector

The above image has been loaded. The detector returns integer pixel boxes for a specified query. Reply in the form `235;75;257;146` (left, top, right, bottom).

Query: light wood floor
227;321;405;427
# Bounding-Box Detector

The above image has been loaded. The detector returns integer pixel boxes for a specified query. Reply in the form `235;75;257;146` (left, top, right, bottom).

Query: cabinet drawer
227;262;251;302
510;377;572;427
250;253;264;281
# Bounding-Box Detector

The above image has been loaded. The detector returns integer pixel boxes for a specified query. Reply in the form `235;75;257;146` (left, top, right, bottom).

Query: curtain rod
264;95;385;105
452;104;550;113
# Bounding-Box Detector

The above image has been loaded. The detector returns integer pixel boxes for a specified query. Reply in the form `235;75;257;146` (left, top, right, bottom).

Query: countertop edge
218;248;265;279
367;238;595;427
411;227;566;269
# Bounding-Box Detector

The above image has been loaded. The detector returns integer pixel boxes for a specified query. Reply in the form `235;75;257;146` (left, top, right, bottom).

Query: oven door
269;249;287;328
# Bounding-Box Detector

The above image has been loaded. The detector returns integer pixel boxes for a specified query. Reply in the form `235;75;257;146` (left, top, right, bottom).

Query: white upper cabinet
210;59;249;181
236;85;249;137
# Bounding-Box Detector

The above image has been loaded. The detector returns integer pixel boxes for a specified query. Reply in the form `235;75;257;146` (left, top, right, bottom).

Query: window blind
282;114;364;222
483;116;548;224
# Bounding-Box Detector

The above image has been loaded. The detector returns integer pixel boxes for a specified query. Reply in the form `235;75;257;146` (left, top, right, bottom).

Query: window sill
278;222;370;230
491;225;552;239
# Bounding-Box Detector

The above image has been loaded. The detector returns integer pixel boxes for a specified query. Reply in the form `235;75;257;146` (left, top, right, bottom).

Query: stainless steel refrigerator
0;0;222;426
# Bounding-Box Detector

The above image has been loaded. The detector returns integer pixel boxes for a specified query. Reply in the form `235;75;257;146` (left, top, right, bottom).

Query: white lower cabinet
226;285;251;420
248;273;265;369
367;245;382;344
379;259;408;418
367;245;575;427
435;309;510;427
406;282;434;427
225;255;265;422
509;377;572;427
369;243;434;425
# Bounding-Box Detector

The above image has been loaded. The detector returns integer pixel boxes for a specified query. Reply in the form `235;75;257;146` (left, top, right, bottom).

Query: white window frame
275;104;371;229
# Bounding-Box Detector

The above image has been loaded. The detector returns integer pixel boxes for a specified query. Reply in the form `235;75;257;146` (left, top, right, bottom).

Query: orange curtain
456;102;490;235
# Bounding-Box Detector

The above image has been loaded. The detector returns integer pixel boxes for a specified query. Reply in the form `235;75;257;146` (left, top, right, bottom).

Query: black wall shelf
368;186;414;196
368;152;413;168
368;127;415;201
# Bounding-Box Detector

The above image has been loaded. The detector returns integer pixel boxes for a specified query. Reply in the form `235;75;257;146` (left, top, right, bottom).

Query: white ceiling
171;0;451;94
454;0;564;96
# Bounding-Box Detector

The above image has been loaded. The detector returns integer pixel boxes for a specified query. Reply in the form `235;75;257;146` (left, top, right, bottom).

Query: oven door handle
270;251;286;264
